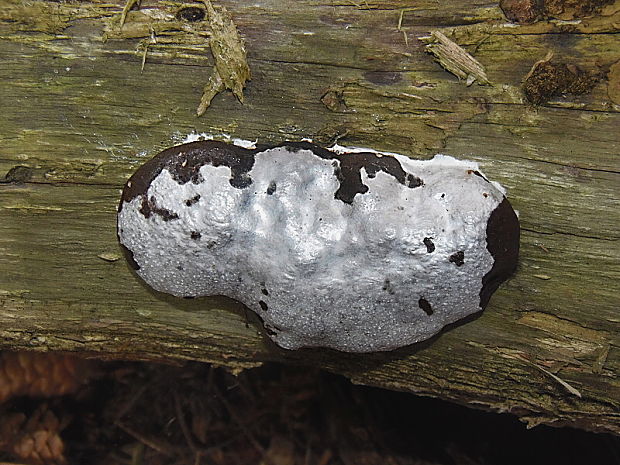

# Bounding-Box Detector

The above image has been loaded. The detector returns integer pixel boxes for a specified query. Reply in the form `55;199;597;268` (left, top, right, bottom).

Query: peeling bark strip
421;31;490;86
197;0;251;115
119;0;140;28
119;141;425;206
118;141;519;352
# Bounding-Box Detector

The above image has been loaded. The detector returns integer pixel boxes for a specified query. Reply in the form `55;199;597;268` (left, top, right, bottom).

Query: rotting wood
0;0;619;434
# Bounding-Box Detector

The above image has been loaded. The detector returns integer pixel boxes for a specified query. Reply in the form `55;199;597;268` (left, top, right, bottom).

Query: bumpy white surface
118;147;505;352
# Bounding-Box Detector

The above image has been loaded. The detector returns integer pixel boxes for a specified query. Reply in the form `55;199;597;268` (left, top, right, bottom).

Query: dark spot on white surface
382;279;395;295
423;237;435;253
139;195;179;221
185;194;201;206
449;251;465;266
233;173;253;189
190;231;201;240
418;297;433;315
266;181;277;195
177;265;184;270
330;150;421;203
259;300;268;311
261;288;269;296
405;173;424;188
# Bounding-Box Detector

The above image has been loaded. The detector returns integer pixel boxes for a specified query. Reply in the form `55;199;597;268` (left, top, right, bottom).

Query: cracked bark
1;0;619;434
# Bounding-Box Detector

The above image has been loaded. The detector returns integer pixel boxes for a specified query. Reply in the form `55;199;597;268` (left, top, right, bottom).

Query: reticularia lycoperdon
117;141;519;353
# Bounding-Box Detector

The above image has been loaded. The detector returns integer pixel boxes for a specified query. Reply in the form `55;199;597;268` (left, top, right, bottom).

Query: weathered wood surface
1;0;619;433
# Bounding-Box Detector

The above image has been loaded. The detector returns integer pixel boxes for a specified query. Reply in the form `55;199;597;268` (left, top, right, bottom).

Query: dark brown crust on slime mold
119;141;257;209
449;251;465;267
271;142;423;204
117;141;256;269
118;141;425;216
423;237;435;253
119;243;140;270
118;141;425;270
418;297;433;316
139;195;180;221
480;198;520;309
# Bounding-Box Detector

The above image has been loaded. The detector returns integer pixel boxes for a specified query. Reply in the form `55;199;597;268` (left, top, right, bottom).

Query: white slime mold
118;141;519;352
